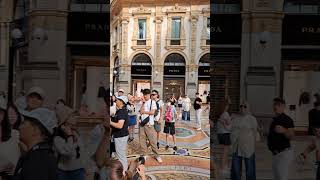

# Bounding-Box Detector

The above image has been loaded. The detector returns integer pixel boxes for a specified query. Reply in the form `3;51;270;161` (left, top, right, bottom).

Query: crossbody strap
148;100;152;117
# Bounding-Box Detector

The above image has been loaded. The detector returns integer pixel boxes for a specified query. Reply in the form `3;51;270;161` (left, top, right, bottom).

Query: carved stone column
152;65;163;96
241;0;285;119
190;13;198;64
186;64;199;98
120;16;129;64
154;16;163;90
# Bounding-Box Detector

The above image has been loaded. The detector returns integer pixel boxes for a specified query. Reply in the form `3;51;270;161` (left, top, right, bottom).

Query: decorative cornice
190;14;199;22
132;5;152;16
120;16;130;23
202;7;210;14
154;16;163;23
29;10;68;17
165;45;186;51
131;45;152;50
166;3;187;14
200;45;210;51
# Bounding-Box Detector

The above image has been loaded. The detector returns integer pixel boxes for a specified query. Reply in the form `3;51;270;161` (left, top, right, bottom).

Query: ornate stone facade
111;0;210;98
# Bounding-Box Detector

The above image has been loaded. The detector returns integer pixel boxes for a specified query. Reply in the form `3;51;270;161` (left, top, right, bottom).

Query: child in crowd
164;98;178;151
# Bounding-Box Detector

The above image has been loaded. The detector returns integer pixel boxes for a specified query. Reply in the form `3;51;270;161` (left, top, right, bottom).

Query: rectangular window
284;1;320;14
207;17;210;39
171;17;181;39
138;19;146;40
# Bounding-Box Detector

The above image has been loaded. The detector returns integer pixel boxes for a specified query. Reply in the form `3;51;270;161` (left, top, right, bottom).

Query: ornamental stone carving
132;5;152;16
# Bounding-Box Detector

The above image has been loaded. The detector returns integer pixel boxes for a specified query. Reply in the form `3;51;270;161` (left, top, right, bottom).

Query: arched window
164;53;185;66
199;53;210;66
131;53;152;76
132;53;152;66
198;53;210;78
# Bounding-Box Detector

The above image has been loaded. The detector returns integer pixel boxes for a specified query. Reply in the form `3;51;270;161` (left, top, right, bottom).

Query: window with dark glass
70;0;108;12
284;0;320;14
212;0;241;13
171;17;181;45
137;19;146;45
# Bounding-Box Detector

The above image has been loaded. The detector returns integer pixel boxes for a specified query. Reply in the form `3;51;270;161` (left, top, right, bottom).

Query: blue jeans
57;168;85;180
231;153;256;180
182;111;190;121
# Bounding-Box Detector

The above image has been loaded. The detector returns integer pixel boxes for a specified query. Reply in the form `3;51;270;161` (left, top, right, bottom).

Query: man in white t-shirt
182;95;191;121
151;90;164;149
139;89;162;163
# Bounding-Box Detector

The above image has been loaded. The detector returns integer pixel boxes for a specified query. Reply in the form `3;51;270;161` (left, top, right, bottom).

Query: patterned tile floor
127;110;210;179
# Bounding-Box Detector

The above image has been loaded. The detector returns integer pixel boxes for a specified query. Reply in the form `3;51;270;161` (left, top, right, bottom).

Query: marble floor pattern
127;114;211;180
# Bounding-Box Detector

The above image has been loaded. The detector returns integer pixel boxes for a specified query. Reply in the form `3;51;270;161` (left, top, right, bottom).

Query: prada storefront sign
131;66;152;75
198;66;210;76
68;12;109;42
282;15;320;45
212;14;241;44
164;66;185;76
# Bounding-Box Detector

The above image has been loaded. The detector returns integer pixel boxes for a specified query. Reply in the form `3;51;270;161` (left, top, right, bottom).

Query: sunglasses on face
240;105;247;108
151;94;157;96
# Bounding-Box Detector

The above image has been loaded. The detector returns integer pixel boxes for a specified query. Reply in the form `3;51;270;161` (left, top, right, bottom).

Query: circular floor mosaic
175;127;195;138
147;173;209;180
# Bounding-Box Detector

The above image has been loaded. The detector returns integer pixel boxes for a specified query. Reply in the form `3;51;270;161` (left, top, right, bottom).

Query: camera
127;156;145;180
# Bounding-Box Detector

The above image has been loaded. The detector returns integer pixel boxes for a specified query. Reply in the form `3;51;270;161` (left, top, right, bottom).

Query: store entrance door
132;80;151;97
163;79;185;100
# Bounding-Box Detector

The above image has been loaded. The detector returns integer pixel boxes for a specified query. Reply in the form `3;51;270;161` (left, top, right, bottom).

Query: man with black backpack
138;89;162;163
151;90;164;149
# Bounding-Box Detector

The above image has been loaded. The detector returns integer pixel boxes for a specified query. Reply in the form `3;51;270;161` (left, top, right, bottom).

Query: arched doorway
131;53;152;96
163;53;186;100
198;53;210;103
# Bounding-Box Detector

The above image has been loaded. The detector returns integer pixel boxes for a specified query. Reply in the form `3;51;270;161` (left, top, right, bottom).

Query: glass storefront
163;53;186;99
131;53;152;95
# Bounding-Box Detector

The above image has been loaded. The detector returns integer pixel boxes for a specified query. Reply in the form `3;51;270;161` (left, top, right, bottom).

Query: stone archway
131;53;152;95
163;53;186;100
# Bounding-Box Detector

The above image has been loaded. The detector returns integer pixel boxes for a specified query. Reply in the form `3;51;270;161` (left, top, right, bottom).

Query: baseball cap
118;89;124;93
117;96;128;104
20;108;57;134
27;87;46;99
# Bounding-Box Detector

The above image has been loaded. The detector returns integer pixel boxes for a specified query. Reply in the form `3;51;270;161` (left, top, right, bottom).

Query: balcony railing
137;40;146;45
170;39;181;45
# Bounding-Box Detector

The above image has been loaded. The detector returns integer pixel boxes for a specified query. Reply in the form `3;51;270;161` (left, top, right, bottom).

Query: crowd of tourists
213;96;320;180
109;88;210;178
0;86;210;180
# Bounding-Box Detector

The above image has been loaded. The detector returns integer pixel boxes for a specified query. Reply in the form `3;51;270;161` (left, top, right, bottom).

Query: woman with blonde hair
216;100;232;174
230;101;258;180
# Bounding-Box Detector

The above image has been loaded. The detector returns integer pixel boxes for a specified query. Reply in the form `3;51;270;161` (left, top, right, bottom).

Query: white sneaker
196;128;202;131
155;156;162;163
143;156;147;161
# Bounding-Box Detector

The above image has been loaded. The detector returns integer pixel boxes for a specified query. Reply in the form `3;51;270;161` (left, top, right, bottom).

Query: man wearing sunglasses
139;89;162;163
151;90;164;149
267;98;295;180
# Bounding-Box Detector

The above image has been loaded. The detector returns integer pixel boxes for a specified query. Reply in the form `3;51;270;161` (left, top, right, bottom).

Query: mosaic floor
127;120;210;179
